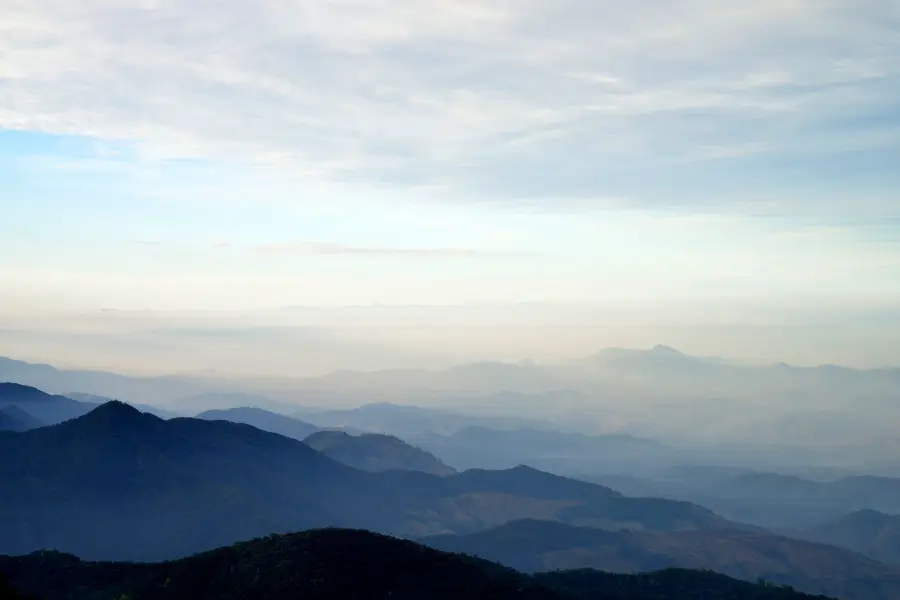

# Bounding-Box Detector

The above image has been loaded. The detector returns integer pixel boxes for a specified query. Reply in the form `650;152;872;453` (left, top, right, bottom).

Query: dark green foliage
0;530;837;600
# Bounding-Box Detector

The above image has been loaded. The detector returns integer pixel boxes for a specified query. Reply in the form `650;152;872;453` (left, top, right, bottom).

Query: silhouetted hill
0;406;43;432
0;529;836;600
197;407;319;441
0;529;557;600
0;383;93;425
0;402;741;561
422;519;900;600
801;510;900;565
305;430;456;475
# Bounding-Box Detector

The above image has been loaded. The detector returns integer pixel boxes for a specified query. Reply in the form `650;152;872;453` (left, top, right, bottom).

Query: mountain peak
649;344;683;355
80;401;155;428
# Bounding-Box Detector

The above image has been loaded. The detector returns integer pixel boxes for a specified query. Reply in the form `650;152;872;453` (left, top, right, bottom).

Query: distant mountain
305;430;455;475
0;383;94;425
423;519;900;600
197;406;319;440
416;426;668;471
801;510;900;565
172;392;304;415
0;402;739;561
0;356;208;405
0;529;834;600
586;471;900;529
0;405;43;432
298;402;559;438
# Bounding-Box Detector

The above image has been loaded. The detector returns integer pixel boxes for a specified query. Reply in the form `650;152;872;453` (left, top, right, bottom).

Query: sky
1;0;899;373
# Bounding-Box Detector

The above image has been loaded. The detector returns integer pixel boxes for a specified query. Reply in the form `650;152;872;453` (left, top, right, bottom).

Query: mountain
801;510;900;565
0;383;94;425
0;529;835;600
416;426;668;471
297;402;559;438
0;529;558;600
65;392;180;419
197;407;319;441
423;519;900;600
0;401;740;561
0;401;359;560
0;405;43;432
0;357;208;405
305;430;455;475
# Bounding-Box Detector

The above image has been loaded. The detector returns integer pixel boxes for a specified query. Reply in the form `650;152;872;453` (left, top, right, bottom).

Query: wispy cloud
1;0;898;212
133;239;535;258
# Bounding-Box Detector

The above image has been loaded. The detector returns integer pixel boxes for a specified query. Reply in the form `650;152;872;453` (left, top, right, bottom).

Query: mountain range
305;430;456;475
0;401;733;561
196;406;320;440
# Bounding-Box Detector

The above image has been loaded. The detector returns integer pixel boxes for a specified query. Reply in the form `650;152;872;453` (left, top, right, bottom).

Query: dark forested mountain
0;383;93;425
196;406;320;441
423;519;900;600
800;510;900;565
65;393;179;419
0;529;836;600
0;405;43;432
304;430;456;475
0;401;738;561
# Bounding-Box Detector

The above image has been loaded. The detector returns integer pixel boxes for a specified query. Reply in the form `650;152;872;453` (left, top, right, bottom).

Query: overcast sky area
1;1;899;374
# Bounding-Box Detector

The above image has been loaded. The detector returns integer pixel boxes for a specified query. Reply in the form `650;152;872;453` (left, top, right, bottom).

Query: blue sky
1;1;899;371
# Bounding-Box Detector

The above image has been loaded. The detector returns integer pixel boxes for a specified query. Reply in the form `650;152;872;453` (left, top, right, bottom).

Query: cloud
255;242;527;258
132;239;534;258
1;0;899;210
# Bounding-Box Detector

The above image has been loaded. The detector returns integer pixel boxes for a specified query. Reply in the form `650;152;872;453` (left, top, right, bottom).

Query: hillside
305;430;456;475
801;510;900;565
0;383;93;425
423;519;900;600
0;529;835;600
197;406;320;441
0;406;43;432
